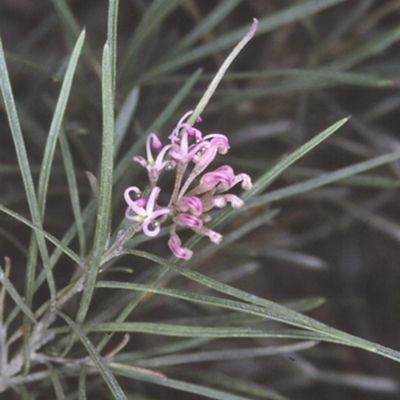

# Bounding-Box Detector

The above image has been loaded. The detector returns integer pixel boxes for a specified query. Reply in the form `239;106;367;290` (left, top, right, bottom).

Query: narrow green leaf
113;362;280;400
107;0;119;94
27;30;85;298
58;312;127;400
199;372;288;400
37;29;85;218
59;130;86;256
243;117;349;201
114;86;140;156
126;250;400;364
46;362;66;400
94;281;326;342
0;36;55;301
119;338;210;362
77;42;115;322
248;150;400;208
87;322;327;341
0;204;84;269
78;367;87;400
132;341;316;368
34;200;95;292
38;31;85;211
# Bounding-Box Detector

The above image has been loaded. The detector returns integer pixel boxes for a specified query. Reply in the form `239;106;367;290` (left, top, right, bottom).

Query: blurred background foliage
1;0;400;399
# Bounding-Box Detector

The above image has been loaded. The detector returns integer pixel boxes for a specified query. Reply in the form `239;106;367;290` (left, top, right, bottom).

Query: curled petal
142;208;170;237
204;167;234;188
124;186;141;202
191;165;235;195
168;233;193;260
177;196;203;216
202;196;227;210
203;196;227;209
142;207;171;237
142;219;160;237
231;173;252;190
174;212;223;245
192;146;217;174
175;213;202;229
202;134;230;154
124;186;170;237
222;194;244;208
202;194;243;212
124;187;146;216
199;227;223;244
191;137;229;175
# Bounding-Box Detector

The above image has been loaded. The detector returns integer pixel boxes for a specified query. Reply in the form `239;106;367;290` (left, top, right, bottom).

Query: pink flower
123;111;252;260
133;134;175;183
169;127;208;164
168;111;203;144
169;135;208;164
199;226;223;244
190;165;252;196
168;232;193;260
201;133;230;153
124;186;170;237
174;213;223;245
168;111;212;165
175;213;202;229
176;196;203;216
202;194;244;211
192;136;230;175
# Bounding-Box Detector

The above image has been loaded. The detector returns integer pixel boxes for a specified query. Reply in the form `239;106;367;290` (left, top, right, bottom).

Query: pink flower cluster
124;111;252;260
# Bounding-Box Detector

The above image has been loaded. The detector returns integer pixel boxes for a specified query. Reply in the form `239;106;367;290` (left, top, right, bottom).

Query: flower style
123;111;252;259
124;186;170;237
188;136;230;178
168;115;207;164
133;133;175;184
